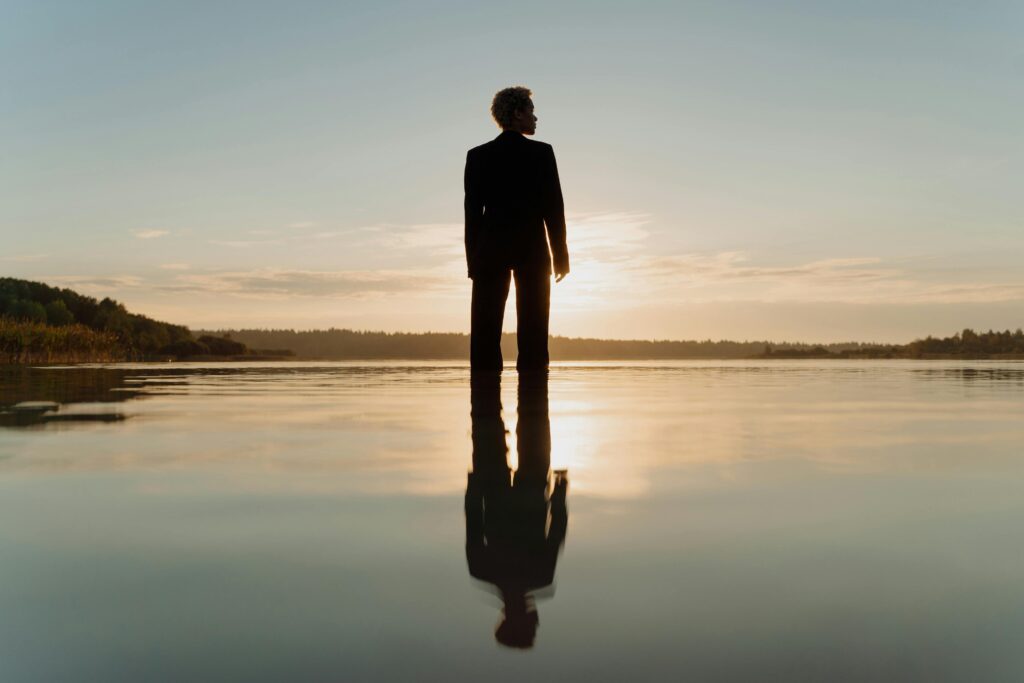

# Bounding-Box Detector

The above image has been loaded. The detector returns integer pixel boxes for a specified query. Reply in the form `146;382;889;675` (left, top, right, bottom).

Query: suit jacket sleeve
543;146;569;274
464;149;484;279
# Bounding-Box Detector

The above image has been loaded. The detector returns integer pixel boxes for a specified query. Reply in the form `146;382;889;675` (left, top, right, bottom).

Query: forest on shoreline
4;277;1024;363
0;278;290;363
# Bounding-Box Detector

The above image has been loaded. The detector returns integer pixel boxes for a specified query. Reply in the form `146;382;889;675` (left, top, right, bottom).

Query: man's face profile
512;102;537;135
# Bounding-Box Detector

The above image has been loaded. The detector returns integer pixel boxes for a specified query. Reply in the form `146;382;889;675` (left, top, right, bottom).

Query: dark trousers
471;268;550;372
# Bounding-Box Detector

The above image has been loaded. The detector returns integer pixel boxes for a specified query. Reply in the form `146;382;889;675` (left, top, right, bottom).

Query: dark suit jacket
464;130;569;279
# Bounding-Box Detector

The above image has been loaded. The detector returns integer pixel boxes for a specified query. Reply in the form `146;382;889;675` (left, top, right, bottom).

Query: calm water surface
3;360;1024;681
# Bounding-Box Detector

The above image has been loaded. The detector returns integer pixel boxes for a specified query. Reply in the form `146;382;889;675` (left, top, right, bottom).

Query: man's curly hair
490;86;533;129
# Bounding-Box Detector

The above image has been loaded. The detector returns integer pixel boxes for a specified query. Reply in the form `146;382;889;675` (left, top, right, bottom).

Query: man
464;86;570;372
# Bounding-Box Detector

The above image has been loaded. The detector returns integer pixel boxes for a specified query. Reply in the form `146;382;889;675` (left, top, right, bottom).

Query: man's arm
540;476;569;585
464;149;484;279
543;145;569;280
547;475;568;550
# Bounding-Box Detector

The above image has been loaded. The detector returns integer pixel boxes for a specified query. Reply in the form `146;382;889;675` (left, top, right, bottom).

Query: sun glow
552;213;651;310
540;393;653;500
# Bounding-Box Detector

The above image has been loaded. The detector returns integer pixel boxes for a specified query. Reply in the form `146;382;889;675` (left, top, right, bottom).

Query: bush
44;299;75;326
10;299;47;323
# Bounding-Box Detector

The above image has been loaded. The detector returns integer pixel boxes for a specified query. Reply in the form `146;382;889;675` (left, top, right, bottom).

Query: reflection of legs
471;271;512;372
514;369;550;488
514;269;550;372
470;371;510;483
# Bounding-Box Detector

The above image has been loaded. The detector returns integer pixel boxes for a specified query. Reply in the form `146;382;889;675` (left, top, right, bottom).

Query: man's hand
554;265;569;283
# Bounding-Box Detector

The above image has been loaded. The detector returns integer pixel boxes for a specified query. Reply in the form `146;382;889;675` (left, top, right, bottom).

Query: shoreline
6;354;1024;366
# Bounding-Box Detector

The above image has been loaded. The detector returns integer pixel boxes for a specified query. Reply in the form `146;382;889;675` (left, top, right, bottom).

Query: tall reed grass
0;316;126;364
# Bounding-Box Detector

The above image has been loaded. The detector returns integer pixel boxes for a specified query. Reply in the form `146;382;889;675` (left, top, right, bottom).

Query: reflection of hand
552;470;569;500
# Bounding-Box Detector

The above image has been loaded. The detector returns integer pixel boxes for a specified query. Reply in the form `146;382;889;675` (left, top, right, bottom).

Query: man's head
491;86;536;135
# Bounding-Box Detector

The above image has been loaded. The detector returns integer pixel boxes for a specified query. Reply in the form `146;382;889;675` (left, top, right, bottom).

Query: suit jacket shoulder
467;136;553;153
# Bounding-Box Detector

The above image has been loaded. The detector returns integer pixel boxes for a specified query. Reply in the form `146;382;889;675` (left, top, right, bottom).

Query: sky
3;0;1022;343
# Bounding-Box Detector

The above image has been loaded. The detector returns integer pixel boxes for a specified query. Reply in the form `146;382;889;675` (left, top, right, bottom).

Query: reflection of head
495;607;539;649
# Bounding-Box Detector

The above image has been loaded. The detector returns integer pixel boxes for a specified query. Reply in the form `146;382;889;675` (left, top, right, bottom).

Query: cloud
616;251;1024;305
566;211;651;256
637;253;888;283
208;238;286;248
44;275;145;292
133;229;169;239
0;253;48;262
208;226;373;247
377;223;463;256
159;263;191;270
160;268;450;299
287;221;317;229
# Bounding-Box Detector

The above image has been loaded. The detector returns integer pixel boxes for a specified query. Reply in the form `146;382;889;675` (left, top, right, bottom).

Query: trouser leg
514;269;551;371
470;270;511;371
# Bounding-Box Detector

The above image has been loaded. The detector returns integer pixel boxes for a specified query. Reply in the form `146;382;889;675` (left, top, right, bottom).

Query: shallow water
3;360;1024;681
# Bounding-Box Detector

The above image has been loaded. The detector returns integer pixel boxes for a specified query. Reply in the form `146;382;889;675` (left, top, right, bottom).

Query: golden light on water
504;392;646;498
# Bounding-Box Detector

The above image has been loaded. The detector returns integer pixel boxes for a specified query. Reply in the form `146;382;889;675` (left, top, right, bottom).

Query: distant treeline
762;328;1024;359
199;327;895;360
0;278;290;363
205;327;1024;361
904;328;1024;358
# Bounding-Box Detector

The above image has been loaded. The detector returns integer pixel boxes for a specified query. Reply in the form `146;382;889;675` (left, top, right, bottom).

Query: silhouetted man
464;86;570;372
465;370;568;648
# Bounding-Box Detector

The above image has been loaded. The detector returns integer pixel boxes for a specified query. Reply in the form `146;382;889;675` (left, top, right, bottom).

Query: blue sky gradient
3;1;1022;341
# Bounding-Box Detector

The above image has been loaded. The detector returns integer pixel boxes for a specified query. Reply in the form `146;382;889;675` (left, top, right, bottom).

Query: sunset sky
3;1;1022;342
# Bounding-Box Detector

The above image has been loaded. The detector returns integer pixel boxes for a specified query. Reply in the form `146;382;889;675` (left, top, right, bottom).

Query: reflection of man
465;370;568;649
464;86;570;372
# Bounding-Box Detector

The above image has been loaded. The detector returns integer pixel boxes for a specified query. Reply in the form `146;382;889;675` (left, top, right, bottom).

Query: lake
3;360;1024;681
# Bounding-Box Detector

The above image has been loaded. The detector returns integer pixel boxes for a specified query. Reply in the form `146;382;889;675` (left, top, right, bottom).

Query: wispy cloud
208;238;286;248
44;275;145;292
566;211;651;256
159;263;191;270
133;229;169;239
160;268;449;299
636;252;890;285
378;223;463;256
287;221;317;229
618;250;1024;305
0;253;48;262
